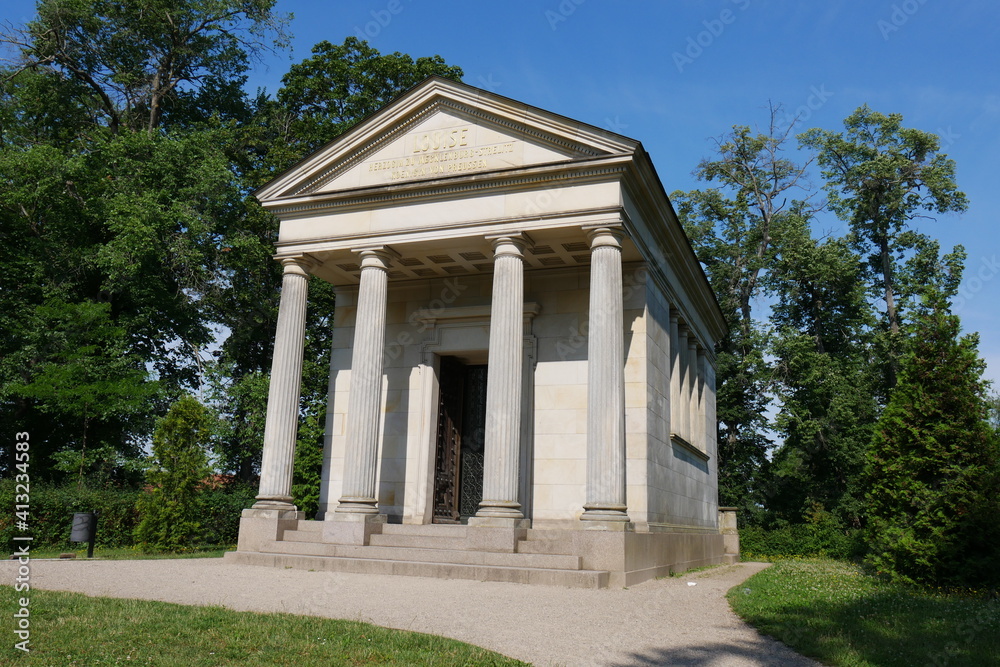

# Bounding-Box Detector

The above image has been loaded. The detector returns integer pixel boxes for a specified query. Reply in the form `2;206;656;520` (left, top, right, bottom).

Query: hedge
1;479;256;552
739;523;864;560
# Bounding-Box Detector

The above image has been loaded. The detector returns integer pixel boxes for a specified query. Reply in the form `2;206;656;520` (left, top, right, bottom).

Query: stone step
525;529;574;540
293;521;324;533
517;539;575;556
368;533;469;550
264;540;582;570
518;530;576;555
224;551;609;589
283;529;325;543
380;523;469;538
286;522;468;543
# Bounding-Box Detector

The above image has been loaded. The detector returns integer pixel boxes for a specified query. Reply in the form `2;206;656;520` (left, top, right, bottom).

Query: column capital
584;226;625;249
278;256;312;277
352;246;398;270
485;232;532;258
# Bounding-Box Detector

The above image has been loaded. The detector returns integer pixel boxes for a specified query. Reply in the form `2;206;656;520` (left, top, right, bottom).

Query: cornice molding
265;157;630;218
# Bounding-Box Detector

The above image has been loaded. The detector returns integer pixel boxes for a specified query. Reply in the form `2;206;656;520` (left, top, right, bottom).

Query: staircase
225;521;611;588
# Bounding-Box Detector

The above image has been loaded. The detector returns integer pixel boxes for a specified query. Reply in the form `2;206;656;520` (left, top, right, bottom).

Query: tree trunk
880;236;900;335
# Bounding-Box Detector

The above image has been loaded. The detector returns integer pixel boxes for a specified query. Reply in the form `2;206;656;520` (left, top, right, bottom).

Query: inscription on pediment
310;110;578;193
366;124;518;182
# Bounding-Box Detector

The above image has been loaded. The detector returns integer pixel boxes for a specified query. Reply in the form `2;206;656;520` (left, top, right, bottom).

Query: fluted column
475;235;527;520
582;227;628;522
337;249;393;515
688;338;701;448
669;312;680;437
254;257;311;511
677;325;691;441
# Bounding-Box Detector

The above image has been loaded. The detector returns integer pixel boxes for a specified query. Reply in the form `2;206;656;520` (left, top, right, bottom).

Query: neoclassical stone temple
227;76;737;587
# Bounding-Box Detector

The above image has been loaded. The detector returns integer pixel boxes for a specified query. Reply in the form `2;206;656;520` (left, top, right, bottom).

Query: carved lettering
413;128;469;153
363;127;520;182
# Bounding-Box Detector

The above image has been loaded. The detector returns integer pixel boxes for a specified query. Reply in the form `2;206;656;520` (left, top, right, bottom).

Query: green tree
135;395;214;551
865;289;1000;587
206;365;269;481
673;110;813;519
5;0;289;134
988;392;1000;433
766;220;877;530
799;106;968;383
1;299;160;481
0;0;288;478
0;123;250;476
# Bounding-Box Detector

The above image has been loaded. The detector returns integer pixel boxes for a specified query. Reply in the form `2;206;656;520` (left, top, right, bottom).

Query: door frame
431;355;467;524
406;305;538;525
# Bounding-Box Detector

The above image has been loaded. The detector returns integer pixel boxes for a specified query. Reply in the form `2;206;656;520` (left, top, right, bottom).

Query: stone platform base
229;516;733;589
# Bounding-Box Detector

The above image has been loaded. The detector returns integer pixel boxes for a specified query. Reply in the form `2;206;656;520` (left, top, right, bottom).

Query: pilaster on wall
669;313;680;438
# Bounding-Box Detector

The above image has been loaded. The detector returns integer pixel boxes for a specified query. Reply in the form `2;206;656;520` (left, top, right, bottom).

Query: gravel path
3;558;817;666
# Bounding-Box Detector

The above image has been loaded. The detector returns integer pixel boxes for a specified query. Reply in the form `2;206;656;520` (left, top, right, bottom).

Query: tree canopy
0;2;462;494
676;104;995;579
800;106;968;340
5;0;290;134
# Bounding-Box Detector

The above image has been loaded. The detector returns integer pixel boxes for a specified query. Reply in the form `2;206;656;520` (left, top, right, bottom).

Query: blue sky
5;1;998;387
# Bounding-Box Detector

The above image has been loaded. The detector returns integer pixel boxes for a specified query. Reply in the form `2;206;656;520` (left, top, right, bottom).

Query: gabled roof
255;75;640;202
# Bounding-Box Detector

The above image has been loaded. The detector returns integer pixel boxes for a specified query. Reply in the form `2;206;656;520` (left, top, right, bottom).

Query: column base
334;496;380;515
473;500;524;520
581;503;630;526
250;498;302;517
323;512;386;545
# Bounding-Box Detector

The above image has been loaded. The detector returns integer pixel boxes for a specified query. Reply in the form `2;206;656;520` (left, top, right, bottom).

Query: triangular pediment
257;76;638;202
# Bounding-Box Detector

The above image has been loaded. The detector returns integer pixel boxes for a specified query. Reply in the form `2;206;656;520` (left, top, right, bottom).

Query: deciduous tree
766;219;876;529
799;106;967;353
673;109;813;518
4;0;289;134
0;0;288;477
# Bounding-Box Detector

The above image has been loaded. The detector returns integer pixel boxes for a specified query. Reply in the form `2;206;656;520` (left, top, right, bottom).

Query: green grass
25;546;233;560
728;558;1000;666
1;586;527;666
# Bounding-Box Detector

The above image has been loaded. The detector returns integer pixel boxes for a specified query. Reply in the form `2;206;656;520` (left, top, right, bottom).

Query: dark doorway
432;357;487;523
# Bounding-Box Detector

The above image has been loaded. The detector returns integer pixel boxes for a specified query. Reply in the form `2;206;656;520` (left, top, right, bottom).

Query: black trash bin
71;512;99;558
